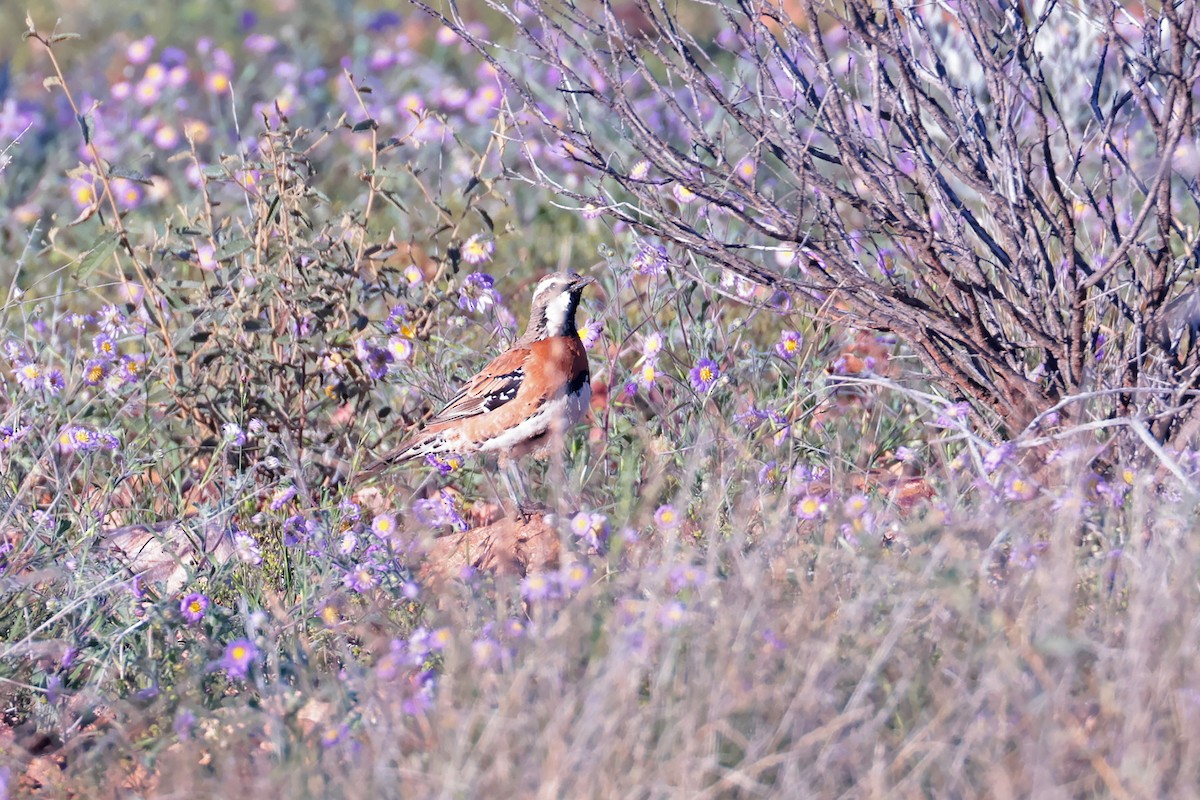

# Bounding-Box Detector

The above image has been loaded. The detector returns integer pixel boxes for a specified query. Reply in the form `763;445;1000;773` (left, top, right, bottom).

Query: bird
360;271;595;515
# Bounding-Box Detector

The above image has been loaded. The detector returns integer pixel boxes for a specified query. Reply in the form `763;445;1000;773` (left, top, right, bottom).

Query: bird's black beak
571;275;596;290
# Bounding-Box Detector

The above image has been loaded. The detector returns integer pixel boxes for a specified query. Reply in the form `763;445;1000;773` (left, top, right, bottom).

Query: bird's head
522;272;594;342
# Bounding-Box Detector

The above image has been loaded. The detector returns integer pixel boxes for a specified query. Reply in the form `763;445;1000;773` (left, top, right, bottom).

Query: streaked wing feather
431;347;529;422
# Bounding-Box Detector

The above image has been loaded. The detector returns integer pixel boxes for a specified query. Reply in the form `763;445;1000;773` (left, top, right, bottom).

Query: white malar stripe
542;290;573;337
478;384;591;453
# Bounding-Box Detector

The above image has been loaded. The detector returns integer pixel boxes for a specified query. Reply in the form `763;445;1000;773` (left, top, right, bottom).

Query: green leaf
216;238;253;260
109;167;151;183
76;232;121;280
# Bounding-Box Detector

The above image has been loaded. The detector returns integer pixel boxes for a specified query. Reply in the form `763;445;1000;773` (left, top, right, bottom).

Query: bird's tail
354;430;449;484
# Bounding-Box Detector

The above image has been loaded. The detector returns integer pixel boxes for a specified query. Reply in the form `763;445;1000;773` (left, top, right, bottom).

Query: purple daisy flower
96;305;126;333
560;561;592;593
180;592;209;624
775;330;803;360
734;157;756;182
82;362;108;388
471;637;501;667
14;362;44;392
668;563;706;592
197;243;218;271
354;338;393;380
578;319;602;349
126;36;155;64
654;504;680;530
424;453;462;475
412;497;449;527
689;358;720;392
56;425;92;453
320;724;350;749
570;511;610;551
457;272;499;313
0;425;27;450
983;442;1016;473
636;361;658;390
843;494;869;518
283;514;315;546
339;499;361;522
520;572;556;601
631;241;668;276
659;600;687;627
386;336;413;362
343;565;378;593
220;638;257;680
758;461;784;487
1004;475;1038;501
222;422;246;446
269;485;296;510
642;331;664;359
231;531;262;565
796;495;824;520
672;183;697;204
370;513;397;539
93;333;120;361
461;234;495;265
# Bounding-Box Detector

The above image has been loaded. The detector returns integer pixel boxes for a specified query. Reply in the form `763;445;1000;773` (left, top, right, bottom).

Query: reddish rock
420;512;561;589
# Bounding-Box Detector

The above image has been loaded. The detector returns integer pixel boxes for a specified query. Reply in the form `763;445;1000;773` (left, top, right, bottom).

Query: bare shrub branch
413;0;1200;454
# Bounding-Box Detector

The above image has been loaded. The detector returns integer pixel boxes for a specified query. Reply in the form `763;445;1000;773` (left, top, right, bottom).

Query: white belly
478;383;590;454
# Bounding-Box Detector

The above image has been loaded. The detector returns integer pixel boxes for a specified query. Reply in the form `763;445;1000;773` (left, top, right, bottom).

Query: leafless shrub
417;0;1200;454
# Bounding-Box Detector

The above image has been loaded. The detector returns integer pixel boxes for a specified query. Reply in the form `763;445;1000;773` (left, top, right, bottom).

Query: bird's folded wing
431;347;530;422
